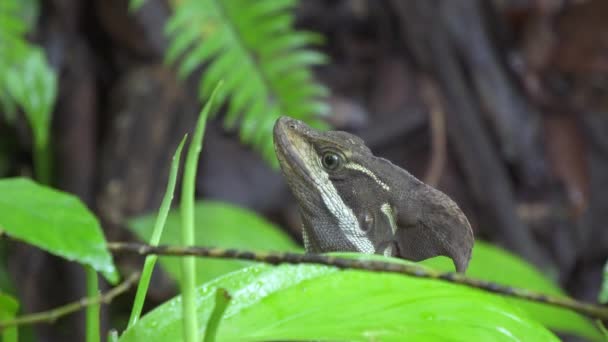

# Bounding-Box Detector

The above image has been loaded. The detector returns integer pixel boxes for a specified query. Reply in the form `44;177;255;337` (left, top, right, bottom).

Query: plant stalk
85;267;100;342
127;136;187;328
179;83;222;342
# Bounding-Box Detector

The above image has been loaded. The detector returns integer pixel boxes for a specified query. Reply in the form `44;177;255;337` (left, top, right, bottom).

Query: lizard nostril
289;124;295;129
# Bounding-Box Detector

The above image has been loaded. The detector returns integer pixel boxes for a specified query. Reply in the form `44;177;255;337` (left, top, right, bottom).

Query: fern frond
166;0;330;164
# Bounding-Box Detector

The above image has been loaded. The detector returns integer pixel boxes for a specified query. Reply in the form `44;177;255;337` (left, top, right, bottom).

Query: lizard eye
321;151;342;171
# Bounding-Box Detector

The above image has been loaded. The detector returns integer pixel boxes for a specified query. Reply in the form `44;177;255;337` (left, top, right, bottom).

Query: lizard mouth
273;117;318;186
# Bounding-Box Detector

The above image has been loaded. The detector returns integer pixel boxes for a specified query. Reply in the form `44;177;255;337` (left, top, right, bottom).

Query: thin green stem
127;136;187;328
596;320;608;340
203;288;231;342
179;82;222;342
0;293;18;342
33;143;51;185
85;267;100;342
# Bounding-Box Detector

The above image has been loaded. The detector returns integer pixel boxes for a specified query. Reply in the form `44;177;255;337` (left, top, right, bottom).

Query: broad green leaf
0;178;118;283
127;201;300;285
422;241;603;341
600;260;608;304
0;292;19;342
120;263;558;341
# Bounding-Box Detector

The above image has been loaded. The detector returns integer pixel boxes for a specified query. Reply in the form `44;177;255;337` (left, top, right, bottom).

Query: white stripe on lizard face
381;203;397;235
381;203;396;257
317;173;375;253
301;152;375;253
344;163;390;191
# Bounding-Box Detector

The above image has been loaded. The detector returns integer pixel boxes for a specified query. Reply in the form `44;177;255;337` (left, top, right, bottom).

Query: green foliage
127;200;300;285
600;259;608;304
165;0;330;164
0;0;56;146
120;262;558;341
422;242;603;341
179;83;223;342
0;293;19;342
128;203;602;341
0;178;118;283
0;0;57;183
128;136;187;328
4;49;57;150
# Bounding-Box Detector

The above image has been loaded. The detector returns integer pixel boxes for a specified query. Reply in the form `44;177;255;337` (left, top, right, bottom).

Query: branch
0;272;140;330
108;242;608;321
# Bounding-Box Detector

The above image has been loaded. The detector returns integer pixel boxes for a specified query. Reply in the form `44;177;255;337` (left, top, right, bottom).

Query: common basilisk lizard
273;116;474;272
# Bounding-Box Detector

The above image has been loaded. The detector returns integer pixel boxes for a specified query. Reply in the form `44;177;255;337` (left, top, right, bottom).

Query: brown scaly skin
273;116;474;272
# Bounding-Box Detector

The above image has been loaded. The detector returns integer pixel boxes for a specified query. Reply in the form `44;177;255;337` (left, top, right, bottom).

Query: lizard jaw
273;116;318;188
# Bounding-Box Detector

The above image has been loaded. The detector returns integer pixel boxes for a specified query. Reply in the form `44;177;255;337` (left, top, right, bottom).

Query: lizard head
273;116;382;254
273;116;474;271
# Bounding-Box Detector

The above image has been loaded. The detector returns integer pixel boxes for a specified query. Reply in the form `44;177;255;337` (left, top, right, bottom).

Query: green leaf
600;259;608;304
4;48;57;149
127;201;301;285
422;241;603;341
120;262;558;341
0;178;118;283
0;0;56;147
0;292;19;342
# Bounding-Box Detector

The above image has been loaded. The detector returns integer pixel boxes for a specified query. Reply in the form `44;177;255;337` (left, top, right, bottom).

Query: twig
0;272;140;330
108;242;608;321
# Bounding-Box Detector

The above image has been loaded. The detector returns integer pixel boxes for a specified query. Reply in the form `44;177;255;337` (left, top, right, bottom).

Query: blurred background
1;0;608;340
